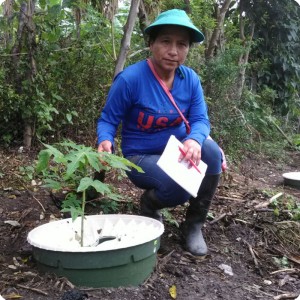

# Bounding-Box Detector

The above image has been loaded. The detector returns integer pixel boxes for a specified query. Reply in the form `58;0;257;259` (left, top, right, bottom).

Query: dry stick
15;179;46;212
209;213;227;225
151;249;176;276
256;209;291;213
270;268;298;275
235;218;251;224
31;194;46;212
158;250;175;269
87;196;129;204
243;240;264;277
273;293;299;300
24;187;46;212
16;284;48;296
217;195;245;202
275;220;300;226
254;192;283;210
243;285;274;297
270;119;294;147
17;207;33;222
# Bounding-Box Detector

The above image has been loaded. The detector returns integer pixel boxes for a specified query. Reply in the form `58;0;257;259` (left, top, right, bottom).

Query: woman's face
149;25;190;73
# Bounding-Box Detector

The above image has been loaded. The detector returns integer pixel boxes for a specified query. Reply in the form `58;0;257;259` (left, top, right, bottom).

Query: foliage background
0;0;299;163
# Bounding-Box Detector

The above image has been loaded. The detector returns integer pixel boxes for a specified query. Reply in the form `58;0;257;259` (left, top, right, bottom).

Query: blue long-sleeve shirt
97;60;210;157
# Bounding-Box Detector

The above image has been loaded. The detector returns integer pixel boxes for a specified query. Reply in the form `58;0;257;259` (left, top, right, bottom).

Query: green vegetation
35;140;143;245
0;0;299;160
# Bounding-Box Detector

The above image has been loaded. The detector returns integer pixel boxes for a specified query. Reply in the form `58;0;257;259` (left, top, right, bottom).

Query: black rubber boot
182;174;220;256
140;189;166;222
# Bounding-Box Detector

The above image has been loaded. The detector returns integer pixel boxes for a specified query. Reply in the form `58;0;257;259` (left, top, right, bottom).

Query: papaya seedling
35;140;143;246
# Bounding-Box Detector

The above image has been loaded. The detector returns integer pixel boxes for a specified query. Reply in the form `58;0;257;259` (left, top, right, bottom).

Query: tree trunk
205;0;232;60
235;0;255;101
236;22;255;101
184;0;191;13
74;7;81;39
138;0;149;44
99;0;118;21
113;0;141;78
11;2;27;93
11;0;37;148
2;0;14;47
23;122;34;149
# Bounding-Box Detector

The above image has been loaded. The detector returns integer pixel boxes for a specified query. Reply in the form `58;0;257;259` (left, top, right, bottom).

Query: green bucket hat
144;9;205;43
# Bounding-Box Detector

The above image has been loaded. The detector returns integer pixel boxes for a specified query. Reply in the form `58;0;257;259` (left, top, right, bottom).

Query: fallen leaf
169;285;177;299
3;293;22;299
287;254;300;265
4;220;21;227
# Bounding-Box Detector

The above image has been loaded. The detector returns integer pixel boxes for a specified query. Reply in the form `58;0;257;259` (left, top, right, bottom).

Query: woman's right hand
97;140;112;153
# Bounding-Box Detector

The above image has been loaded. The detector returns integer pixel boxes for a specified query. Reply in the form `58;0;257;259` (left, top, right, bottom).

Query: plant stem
80;190;86;247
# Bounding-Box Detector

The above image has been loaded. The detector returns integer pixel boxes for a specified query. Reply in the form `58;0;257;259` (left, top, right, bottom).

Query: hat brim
145;18;205;43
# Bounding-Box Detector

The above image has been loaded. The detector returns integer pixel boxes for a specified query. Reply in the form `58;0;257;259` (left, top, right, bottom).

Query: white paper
157;135;207;198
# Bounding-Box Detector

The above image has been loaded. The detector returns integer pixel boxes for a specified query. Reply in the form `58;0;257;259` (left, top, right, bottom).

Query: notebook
157;135;207;198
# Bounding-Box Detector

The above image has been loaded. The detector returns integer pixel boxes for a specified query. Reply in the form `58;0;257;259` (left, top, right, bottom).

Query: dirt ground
0;148;299;300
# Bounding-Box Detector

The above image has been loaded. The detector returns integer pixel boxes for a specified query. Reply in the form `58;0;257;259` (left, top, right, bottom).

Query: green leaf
65;151;87;177
101;152;144;173
62;0;77;8
43;179;62;190
100;199;119;214
36;149;51;173
52;93;63;101
39;0;46;9
61;192;81;209
71;110;78;117
86;152;102;172
118;156;144;173
61;206;83;221
77;178;111;194
77;177;94;192
43;144;66;163
66;113;72;123
90;179;111;194
106;192;122;201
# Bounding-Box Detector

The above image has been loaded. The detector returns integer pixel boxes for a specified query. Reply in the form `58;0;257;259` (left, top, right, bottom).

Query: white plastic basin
282;172;300;189
28;214;164;252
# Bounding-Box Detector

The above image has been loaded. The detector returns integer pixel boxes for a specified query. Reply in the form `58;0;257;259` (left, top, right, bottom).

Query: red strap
147;59;227;172
147;59;191;134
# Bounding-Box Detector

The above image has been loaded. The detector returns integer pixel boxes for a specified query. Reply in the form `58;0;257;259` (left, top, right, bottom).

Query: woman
97;9;224;256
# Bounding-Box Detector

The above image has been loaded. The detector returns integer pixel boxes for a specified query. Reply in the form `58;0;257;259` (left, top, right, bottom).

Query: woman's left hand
179;139;201;166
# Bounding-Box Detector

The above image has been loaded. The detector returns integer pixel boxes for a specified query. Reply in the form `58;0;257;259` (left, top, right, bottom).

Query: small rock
13;190;22;197
8;265;17;270
263;280;272;285
18;146;24;153
191;274;199;281
218;263;234;276
40;212;45;220
61;290;88;300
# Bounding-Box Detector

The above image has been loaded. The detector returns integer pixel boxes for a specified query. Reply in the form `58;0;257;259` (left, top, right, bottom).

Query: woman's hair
146;25;194;47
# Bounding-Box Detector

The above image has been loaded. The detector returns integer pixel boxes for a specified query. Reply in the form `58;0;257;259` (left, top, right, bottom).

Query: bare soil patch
0;149;299;300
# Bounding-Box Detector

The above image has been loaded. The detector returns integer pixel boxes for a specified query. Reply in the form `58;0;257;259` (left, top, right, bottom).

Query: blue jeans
125;139;222;207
